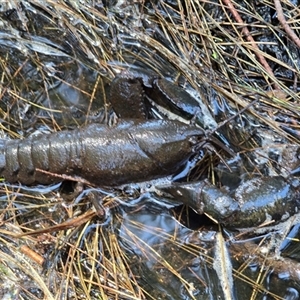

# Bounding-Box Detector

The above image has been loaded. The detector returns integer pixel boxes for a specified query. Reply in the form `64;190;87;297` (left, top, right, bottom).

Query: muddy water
0;1;300;300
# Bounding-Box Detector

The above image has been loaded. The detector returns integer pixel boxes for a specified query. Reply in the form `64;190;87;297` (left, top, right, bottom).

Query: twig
222;0;280;90
16;209;97;237
35;168;95;186
274;0;300;48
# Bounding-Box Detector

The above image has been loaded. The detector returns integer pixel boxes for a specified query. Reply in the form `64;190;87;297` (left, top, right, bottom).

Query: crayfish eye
189;136;200;145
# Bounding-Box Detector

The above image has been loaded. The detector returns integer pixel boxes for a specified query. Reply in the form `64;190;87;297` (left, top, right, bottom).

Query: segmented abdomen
0;119;203;186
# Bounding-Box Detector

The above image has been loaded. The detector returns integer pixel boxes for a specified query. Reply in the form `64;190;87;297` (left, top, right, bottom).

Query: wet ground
0;1;300;299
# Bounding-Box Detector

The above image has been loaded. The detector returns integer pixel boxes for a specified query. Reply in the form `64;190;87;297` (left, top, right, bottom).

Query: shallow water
0;1;300;299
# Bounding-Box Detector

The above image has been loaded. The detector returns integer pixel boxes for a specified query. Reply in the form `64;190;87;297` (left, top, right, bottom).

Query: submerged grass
0;0;300;299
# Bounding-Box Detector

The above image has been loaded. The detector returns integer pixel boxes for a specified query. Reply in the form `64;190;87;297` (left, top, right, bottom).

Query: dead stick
274;0;300;48
222;0;280;90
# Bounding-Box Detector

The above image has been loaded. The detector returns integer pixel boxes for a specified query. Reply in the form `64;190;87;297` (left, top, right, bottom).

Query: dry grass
0;0;300;299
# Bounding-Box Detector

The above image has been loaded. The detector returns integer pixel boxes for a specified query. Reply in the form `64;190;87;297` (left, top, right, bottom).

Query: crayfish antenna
198;137;234;172
209;96;259;137
199;96;259;171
